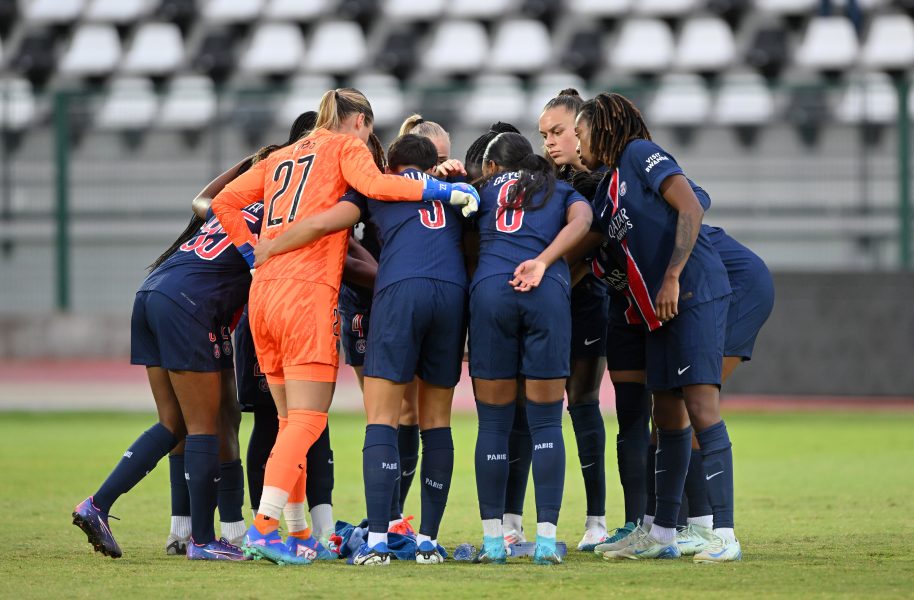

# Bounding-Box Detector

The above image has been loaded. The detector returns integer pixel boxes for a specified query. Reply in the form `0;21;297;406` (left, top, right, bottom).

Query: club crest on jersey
222;341;232;356
213;344;221;359
355;338;367;354
619;181;627;196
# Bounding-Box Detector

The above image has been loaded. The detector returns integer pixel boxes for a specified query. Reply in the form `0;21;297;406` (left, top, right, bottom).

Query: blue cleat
285;535;335;561
473;536;507;564
72;497;122;559
533;537;563;565
187;537;249;561
415;540;445;564
348;541;391;566
243;525;310;566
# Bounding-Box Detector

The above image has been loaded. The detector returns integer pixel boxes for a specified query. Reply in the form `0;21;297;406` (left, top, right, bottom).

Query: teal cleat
242;525;310;566
593;522;637;555
607;530;681;560
676;524;714;556
473;536;507;564
533;537;562;565
285;534;335;561
694;534;742;563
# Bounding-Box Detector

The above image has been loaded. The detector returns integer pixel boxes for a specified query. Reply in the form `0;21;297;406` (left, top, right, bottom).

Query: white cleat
693;534;742;563
165;533;190;556
676;524;714;556
503;528;526;546
577;528;609;552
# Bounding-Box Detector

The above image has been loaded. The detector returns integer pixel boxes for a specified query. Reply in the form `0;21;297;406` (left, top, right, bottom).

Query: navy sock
684;451;712;519
418;427;454;539
504;402;532;516
527;400;565;526
217;459;244;523
678;491;689;527
474;401;515;520
654;427;692;529
614;382;651;524
306;424;334;509
247;403;278;511
169;454;190;517
184;434;220;544
568;402;606;517
94;422;177;514
363;424;399;533
397;424;420;514
645;444;657;519
697;421;735;529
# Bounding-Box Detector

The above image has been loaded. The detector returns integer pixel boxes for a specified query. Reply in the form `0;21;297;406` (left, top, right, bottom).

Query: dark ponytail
465;121;521;182
482;132;556;215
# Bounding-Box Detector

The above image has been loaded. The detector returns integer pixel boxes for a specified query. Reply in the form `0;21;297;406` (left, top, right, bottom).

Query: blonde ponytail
314;88;374;132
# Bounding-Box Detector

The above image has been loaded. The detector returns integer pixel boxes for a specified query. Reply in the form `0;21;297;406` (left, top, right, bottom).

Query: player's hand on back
510;259;546;292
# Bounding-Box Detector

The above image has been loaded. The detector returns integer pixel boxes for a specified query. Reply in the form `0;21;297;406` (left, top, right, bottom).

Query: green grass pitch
1;410;912;599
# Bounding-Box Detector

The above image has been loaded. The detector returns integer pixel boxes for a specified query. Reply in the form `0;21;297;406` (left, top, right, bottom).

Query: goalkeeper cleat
593;522;636;555
533;537;563;565
187;537;249;561
676;524;715;556
348;542;391;566
243;525;310;566
607;531;681;560
577;528;609;552
165;533;189;556
72;497;122;559
415;540;445;564
693;534;742;563
473;536;507;564
285;534;335;561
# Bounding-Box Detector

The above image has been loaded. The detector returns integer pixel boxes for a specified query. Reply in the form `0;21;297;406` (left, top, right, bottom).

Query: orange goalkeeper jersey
212;128;424;290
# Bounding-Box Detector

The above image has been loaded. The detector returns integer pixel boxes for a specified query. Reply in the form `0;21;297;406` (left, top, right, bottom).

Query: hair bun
489;121;521;134
558;88;581;98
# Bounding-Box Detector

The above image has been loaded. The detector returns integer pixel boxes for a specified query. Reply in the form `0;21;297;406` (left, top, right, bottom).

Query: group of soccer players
73;84;772;567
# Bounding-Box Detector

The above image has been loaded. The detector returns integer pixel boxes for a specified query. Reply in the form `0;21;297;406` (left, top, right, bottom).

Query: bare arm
510;201;593;292
342;236;378;289
192;156;253;218
253;202;362;267
654;174;704;321
564;230;603;270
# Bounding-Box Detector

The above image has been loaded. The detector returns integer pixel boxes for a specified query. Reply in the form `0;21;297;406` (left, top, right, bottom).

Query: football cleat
348;542;391;566
533;537;562;565
676;524;715;556
187;537;249;561
473;536;507;564
165;533;189;556
415;540;445;564
242;525;310;566
285;535;335;561
693;534;742;563
577;528;609;552
72;497;122;559
503;527;526;546
388;515;416;537
593;522;636;555
606;530;681;560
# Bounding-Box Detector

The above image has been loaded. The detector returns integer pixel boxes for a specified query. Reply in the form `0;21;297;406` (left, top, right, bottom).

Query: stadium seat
0;78;36;130
350;73;404;128
755;0;817;15
95;77;159;130
526;72;587;122
154;0;196;31
560;27;604;78
835;72;897;124
786;84;831;146
9;29;58;86
58;24;122;77
422;21;489;75
192;29;236;82
795;17;859;71
610;19;675;74
489;19;553;74
277;75;336;127
675;17;736;73
202;0;265;24
22;0;84;23
707;0;751;28
264;0;330;21
158;75;217;129
382;0;446;21
230;88;277;142
84;0;153;23
239;23;306;75
447;0;514;19
121;22;184;76
374;29;420;79
746;24;790;78
860;14;914;71
634;0;701;17
714;72;775;125
460;75;526;127
648;74;712;125
568;0;632;17
303;21;366;74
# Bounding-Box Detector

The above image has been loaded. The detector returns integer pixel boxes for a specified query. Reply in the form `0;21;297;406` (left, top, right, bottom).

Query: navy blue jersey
140;203;263;327
592;140;730;331
705;226;768;302
342;168;467;294
472;173;589;292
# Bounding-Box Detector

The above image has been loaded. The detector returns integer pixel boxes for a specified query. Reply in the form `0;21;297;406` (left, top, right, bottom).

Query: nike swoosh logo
617;439;624;445
214;477;222;483
581;463;595;469
584;338;601;346
402;469;416;477
654;469;667;474
600;205;608;218
677;365;691;375
706;471;724;481
508;458;520;464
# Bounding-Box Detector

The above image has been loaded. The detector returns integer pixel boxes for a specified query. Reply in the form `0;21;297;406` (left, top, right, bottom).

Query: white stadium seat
22;0;84;23
754;0;818;15
676;17;736;72
264;0;330;21
304;21;366;74
422;21;489;74
610;19;674;73
203;0;266;24
96;77;158;130
447;0;515;19
835;72;898;124
489;19;553;74
159;76;217;129
526;72;588;122
569;0;632;17
714;72;775;125
383;0;447;21
860;15;914;71
121;23;184;75
84;0;152;23
649;74;711;125
0;78;37;130
277;75;336;127
460;75;526;127
634;0;701;18
58;24;122;77
239;23;306;75
795;17;859;71
350;74;405;128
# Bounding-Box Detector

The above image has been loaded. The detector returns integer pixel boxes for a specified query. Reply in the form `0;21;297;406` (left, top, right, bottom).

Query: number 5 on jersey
266;154;316;228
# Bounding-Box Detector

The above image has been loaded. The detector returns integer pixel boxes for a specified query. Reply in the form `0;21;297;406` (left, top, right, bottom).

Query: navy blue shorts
130;291;234;372
724;268;774;361
338;286;372;368
570;276;610;360
364;278;466;388
469;275;571;380
233;309;272;412
645;296;729;391
605;297;647;372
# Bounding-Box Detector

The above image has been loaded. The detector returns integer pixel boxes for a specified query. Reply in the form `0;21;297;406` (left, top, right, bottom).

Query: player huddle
72;86;773;567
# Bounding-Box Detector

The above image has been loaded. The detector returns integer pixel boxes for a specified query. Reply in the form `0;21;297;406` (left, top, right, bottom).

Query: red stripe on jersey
623;292;643;326
591;256;606;279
